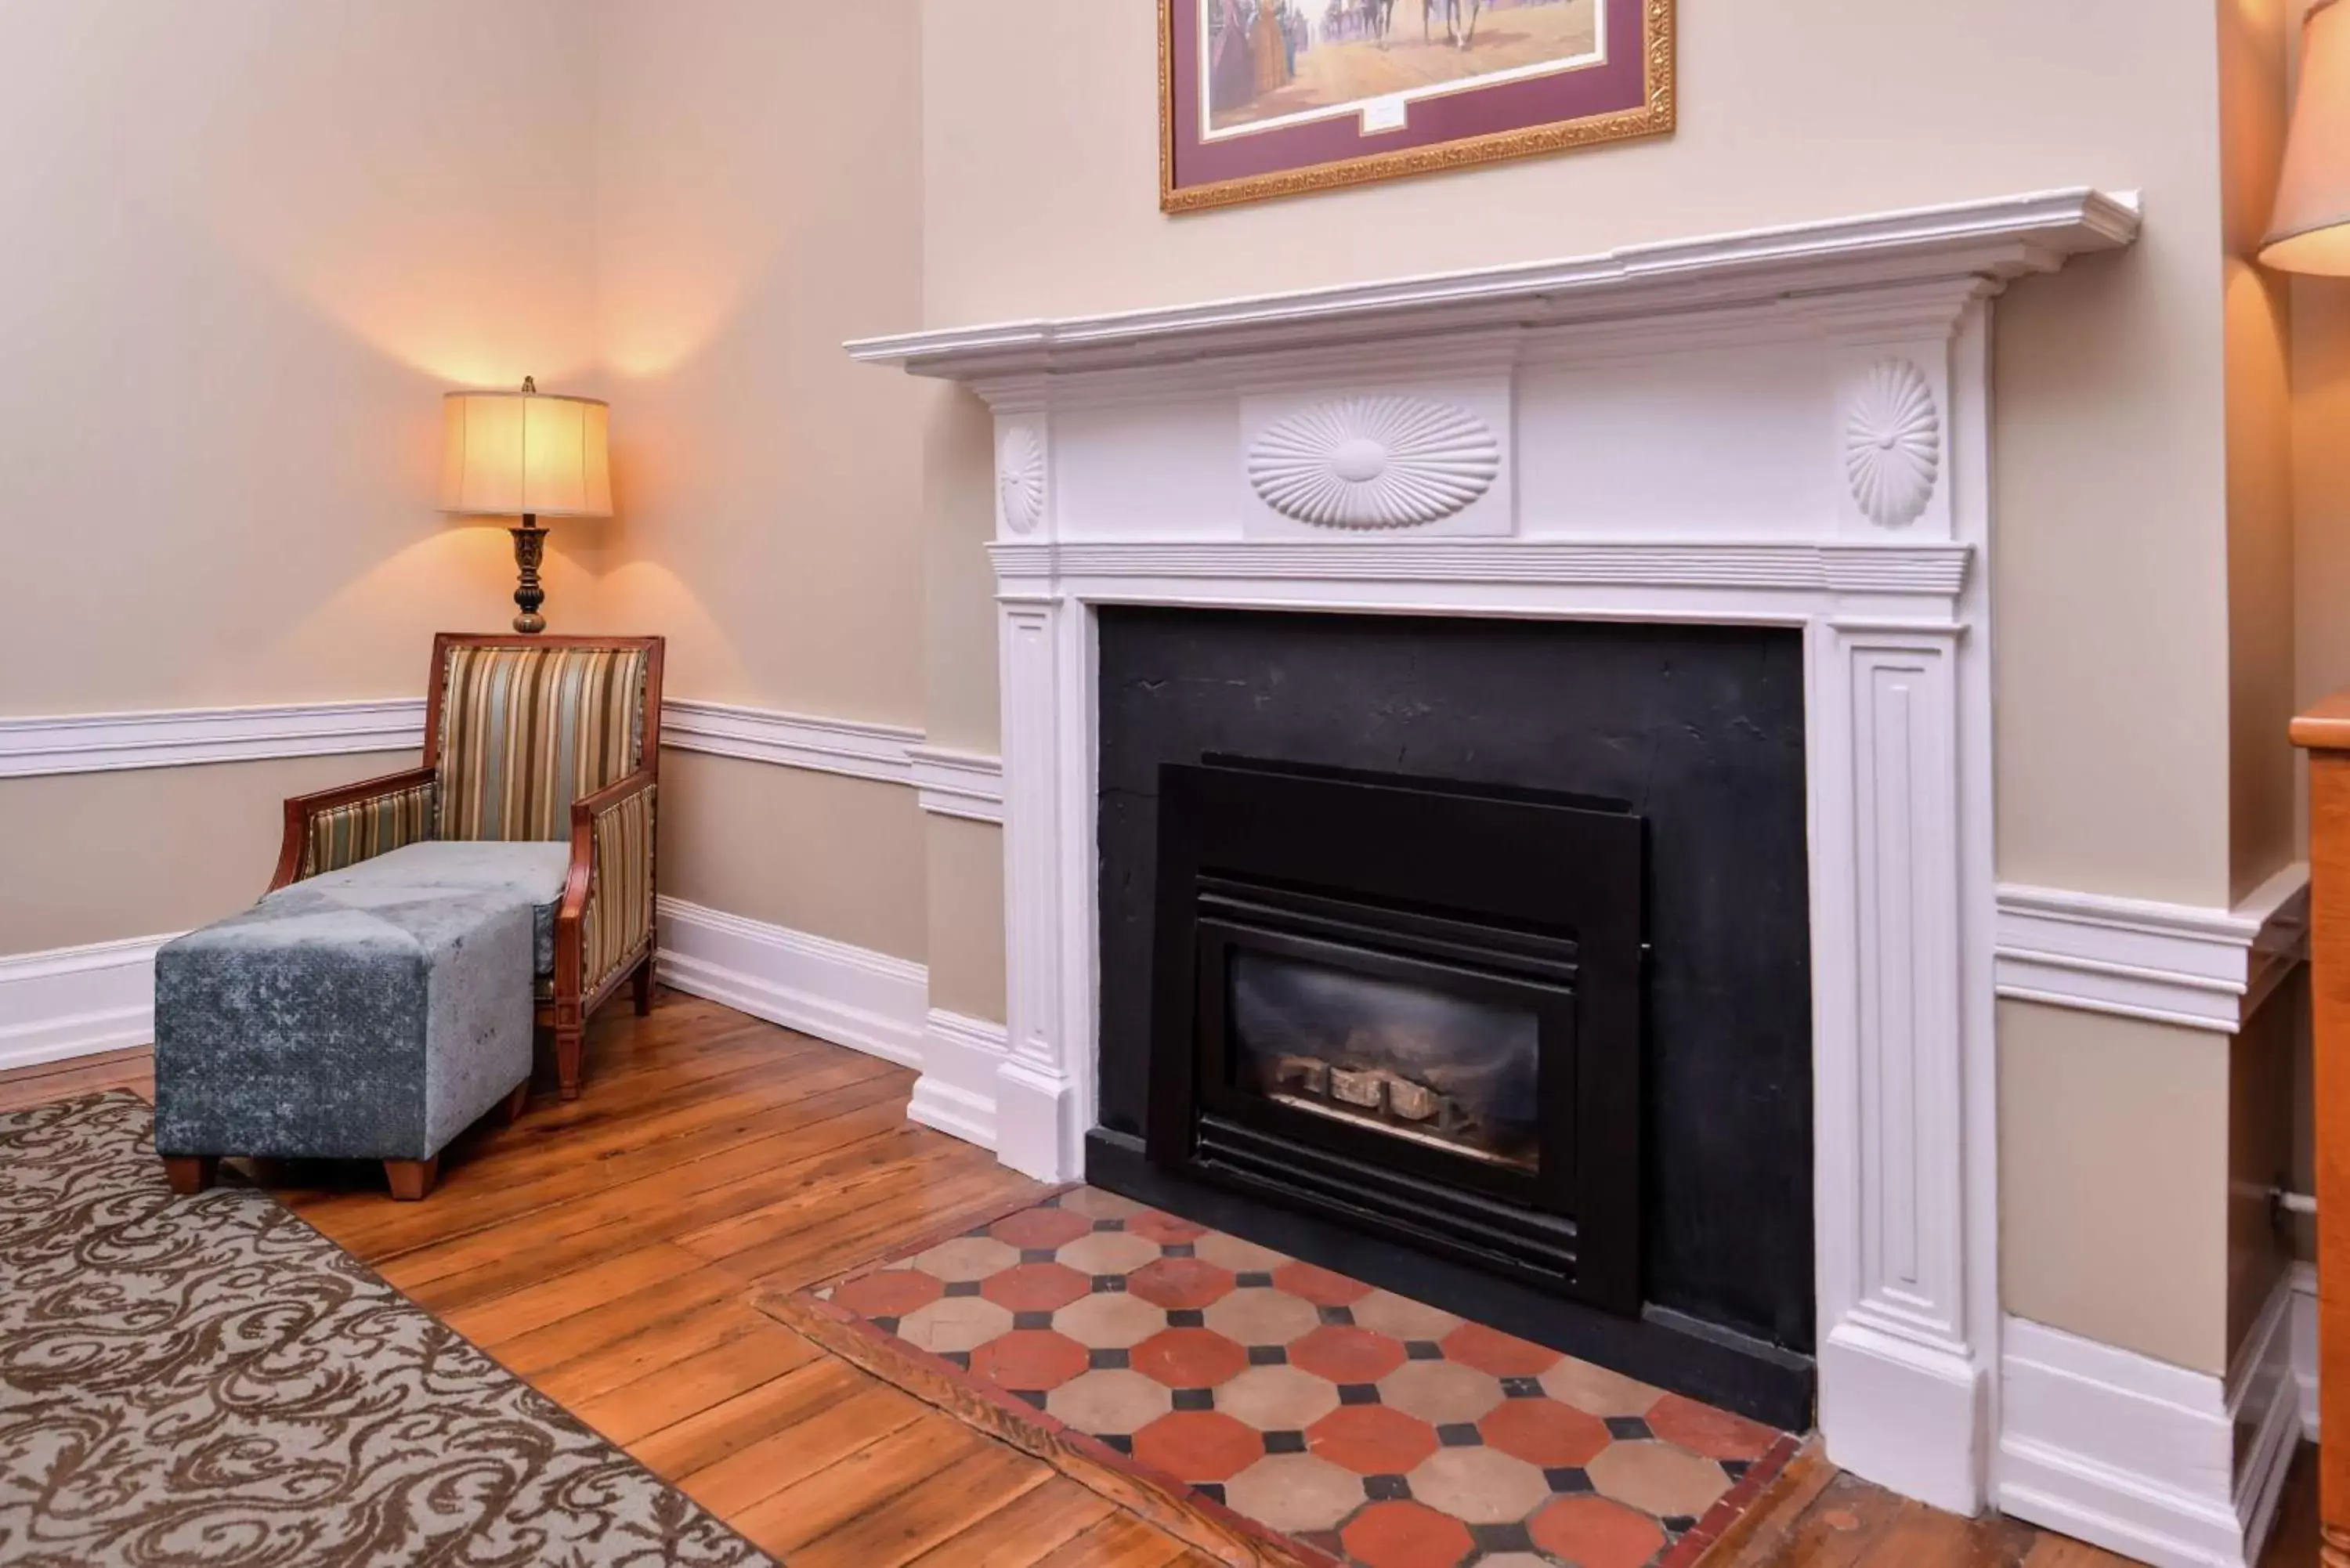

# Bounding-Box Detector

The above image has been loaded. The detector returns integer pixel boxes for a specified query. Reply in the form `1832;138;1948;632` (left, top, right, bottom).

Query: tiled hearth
812;1187;1798;1568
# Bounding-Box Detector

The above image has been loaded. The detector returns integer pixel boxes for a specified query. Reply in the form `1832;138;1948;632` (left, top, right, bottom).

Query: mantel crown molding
846;189;2138;386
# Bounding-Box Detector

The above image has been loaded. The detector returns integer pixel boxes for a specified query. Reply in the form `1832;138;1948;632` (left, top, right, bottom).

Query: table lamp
438;377;611;633
2264;0;2350;275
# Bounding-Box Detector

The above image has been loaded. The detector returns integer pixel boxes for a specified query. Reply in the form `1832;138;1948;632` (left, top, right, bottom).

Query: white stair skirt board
0;933;172;1071
1997;1280;2302;1568
654;898;927;1071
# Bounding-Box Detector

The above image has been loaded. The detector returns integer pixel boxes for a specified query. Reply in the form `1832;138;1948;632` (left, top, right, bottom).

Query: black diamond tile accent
1336;1383;1381;1406
1019;1248;1058;1265
1661;1515;1698;1535
1162;1243;1197;1259
871;1316;899;1335
1235;1271;1274;1289
1264;1429;1307;1454
1437;1422;1482;1448
1089;1346;1131;1370
942;1351;971;1371
1166;1309;1206;1328
1471;1522;1536;1555
1722;1459;1752;1481
1544;1467;1594;1494
1014;1310;1054;1331
1405;1339;1444;1360
943;1280;982;1299
1101;1433;1134;1455
1195;1483;1227;1505
1093;1218;1123;1232
1364;1474;1412;1501
1011;1389;1047;1410
1246;1344;1289;1366
1501;1376;1546;1399
1317;1305;1356;1328
1605;1415;1654;1441
1091;1274;1129;1293
1173;1387;1217;1411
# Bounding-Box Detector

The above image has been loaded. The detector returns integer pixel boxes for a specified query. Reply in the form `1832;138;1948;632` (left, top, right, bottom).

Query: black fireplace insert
1147;756;1646;1315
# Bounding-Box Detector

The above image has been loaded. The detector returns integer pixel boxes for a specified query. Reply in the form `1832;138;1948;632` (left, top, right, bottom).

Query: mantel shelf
845;187;2139;381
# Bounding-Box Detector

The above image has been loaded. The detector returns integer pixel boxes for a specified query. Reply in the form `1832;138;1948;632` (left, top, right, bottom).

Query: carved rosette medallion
1842;359;1943;528
1246;396;1501;529
997;425;1046;535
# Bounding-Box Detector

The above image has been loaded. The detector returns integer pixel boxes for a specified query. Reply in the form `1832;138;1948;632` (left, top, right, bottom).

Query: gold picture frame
1161;0;1674;213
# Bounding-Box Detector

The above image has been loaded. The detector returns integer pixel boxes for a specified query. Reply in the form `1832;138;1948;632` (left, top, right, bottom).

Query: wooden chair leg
632;956;656;1017
161;1155;216;1194
383;1155;439;1201
496;1076;531;1125
555;1026;584;1100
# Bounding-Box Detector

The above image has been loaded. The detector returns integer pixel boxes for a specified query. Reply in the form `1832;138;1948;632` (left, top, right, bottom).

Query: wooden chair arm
269;765;439;892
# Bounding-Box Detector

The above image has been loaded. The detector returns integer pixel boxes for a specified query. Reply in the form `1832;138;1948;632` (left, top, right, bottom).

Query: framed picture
1159;0;1673;212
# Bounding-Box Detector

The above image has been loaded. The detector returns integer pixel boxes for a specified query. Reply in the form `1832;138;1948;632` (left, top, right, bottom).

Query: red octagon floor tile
978;1261;1091;1313
1289;1323;1408;1385
1339;1499;1477;1568
1477;1397;1613;1468
967;1328;1090;1392
1645;1391;1781;1461
1441;1321;1563;1379
830;1269;944;1319
1307;1404;1440;1475
1271;1260;1373;1307
1127;1209;1209;1245
1528;1494;1667;1568
1127;1255;1238;1310
988;1205;1095;1251
1131;1326;1249;1389
1133;1408;1267;1482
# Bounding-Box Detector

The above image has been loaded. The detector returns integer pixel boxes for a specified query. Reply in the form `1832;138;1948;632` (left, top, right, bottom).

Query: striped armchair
269;634;664;1098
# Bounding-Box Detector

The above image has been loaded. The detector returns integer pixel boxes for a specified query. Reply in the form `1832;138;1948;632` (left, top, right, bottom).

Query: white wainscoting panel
0;933;172;1070
1994;865;2309;1032
909;747;1007;825
654;898;927;1070
659;699;924;787
0;700;425;779
1997;1281;2301;1568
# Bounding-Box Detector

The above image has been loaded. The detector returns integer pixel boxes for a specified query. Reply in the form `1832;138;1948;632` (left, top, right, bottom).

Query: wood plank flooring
0;992;2318;1567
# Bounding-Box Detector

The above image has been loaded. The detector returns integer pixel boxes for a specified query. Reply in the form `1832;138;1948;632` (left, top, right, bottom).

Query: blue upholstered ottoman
154;870;541;1201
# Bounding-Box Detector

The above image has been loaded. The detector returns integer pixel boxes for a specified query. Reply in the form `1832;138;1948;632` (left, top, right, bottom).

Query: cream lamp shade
438;378;612;518
2264;0;2350;275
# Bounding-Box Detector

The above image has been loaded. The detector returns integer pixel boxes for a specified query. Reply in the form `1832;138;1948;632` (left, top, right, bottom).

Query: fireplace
1146;757;1646;1312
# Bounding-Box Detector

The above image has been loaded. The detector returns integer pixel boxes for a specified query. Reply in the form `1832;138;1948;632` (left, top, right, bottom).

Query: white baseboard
655;897;927;1070
907;1009;1007;1144
2291;1261;2319;1443
0;933;171;1071
1996;1276;2301;1568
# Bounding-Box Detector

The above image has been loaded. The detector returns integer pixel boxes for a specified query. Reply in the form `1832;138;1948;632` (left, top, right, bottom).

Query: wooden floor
0;993;2320;1567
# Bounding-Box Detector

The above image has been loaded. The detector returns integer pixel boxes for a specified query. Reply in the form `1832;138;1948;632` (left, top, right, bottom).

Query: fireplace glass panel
1227;946;1542;1172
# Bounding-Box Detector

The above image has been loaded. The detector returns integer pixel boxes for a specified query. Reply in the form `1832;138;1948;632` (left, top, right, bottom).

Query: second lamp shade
439;385;613;518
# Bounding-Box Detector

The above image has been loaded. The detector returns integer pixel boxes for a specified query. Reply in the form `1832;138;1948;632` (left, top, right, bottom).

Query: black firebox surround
1148;757;1647;1316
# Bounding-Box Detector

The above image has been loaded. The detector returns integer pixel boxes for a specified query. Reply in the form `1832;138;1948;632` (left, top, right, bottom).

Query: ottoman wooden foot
384;1156;439;1201
162;1155;216;1194
496;1077;531;1125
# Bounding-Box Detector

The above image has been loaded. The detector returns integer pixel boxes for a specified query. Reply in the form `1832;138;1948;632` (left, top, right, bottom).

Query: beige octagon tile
1350;1289;1465;1343
893;1295;1014;1354
1215;1363;1342;1430
1405;1445;1553;1525
1376;1359;1506;1425
1054;1228;1163;1277
1536;1357;1666;1418
1587;1440;1733;1519
1202;1287;1321;1348
1222;1452;1367;1533
909;1234;1020;1283
1051;1290;1171;1350
1192;1231;1292;1274
1046;1367;1173;1435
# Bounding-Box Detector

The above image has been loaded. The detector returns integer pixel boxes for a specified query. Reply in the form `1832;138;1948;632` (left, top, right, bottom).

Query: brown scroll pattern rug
0;1091;772;1568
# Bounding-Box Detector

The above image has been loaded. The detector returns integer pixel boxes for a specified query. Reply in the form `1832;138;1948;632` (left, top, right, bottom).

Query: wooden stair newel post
2295;694;2350;1568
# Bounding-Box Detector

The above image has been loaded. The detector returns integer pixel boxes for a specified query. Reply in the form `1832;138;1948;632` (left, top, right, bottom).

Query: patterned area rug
770;1187;1800;1568
0;1092;771;1568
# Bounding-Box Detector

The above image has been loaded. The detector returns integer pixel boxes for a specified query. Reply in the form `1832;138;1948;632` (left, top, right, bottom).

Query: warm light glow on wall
2264;0;2350;274
438;382;613;518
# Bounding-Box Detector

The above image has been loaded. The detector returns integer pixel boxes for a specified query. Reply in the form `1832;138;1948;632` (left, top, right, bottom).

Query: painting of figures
1162;0;1672;211
1205;0;1602;139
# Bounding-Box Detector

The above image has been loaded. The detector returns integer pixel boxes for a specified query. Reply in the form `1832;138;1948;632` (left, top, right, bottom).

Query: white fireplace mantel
847;189;2139;1519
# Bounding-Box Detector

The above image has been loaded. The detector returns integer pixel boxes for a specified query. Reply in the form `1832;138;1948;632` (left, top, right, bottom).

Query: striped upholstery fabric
580;785;655;994
436;645;648;842
301;779;438;880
